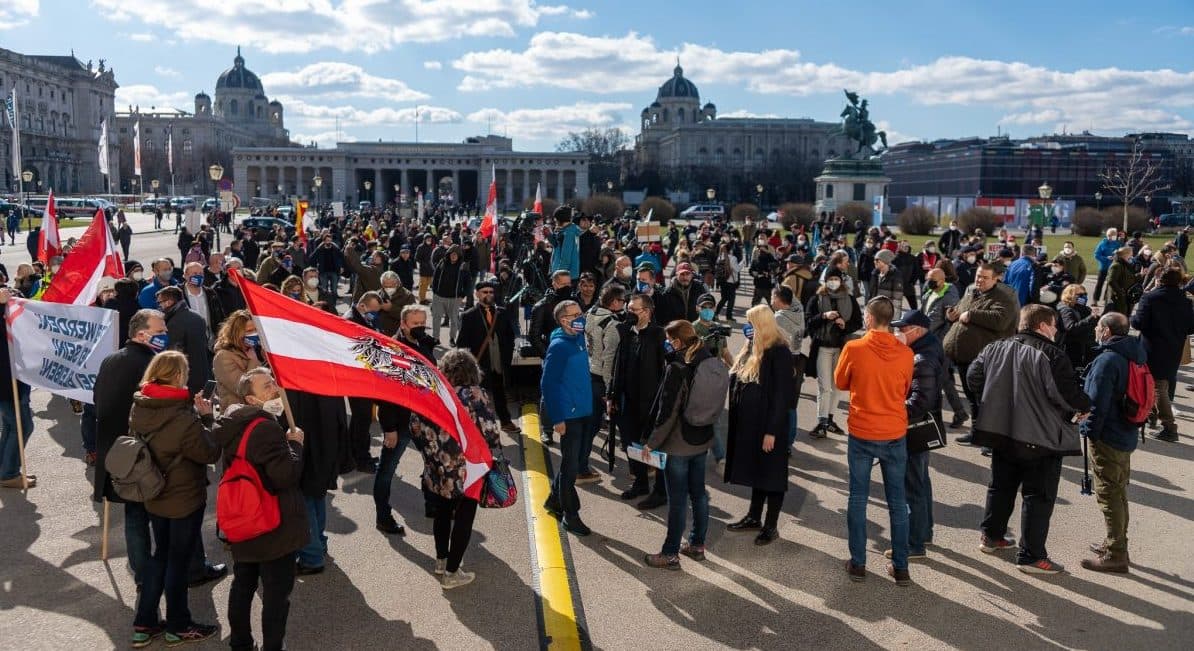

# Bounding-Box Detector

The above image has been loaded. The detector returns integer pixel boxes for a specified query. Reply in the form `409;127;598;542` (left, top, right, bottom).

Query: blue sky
3;0;1193;151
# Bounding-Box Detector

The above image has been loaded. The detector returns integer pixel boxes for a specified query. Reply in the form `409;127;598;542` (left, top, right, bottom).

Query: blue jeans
135;507;205;631
297;495;327;568
846;436;910;570
548;419;584;517
124;502;152;586
373;432;412;520
662;453;709;555
0;385;34;480
81;403;97;454
709;408;727;463
905;450;933;554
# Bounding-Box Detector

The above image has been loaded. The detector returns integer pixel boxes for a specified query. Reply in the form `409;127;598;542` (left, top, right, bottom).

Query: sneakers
434;559;462;575
979;534;1017;553
163;622;218;647
1080;554;1129;573
727;516;762;532
575;471;601;485
886;562;912;587
130;622;166;648
643;552;681;570
809;420;829;439
884;548;927;560
845;559;866;582
1018;558;1065;575
1153;427;1179;443
825;418;844;435
441;569;476;589
679;542;706;561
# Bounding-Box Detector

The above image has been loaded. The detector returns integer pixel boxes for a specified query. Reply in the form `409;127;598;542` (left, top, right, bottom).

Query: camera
702;323;731;344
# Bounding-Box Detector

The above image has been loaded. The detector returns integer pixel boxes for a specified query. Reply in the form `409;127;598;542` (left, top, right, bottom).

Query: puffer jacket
906;332;944;422
966;331;1091;456
128;383;220;518
212;404;309;562
943;282;1019;364
869;268;903;302
1080;335;1146;453
584;306;622;383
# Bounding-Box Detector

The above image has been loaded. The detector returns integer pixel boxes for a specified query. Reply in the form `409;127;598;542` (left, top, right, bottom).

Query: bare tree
1099;139;1170;232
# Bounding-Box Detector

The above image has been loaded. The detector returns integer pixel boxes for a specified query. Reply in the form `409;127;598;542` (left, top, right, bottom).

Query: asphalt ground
1;214;1192;650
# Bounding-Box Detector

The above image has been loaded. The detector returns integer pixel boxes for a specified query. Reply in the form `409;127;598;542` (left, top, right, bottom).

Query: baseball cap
675;262;695;275
635;261;656;273
891;309;931;330
786;254;803;264
697;293;716;306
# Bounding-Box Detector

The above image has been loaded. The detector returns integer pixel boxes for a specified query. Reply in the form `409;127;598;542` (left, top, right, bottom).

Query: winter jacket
1081;335;1146;453
1003;256;1037;306
660;279;708;324
164;302;213;396
309;243;345;275
92;342;155;503
550;222;582;278
584;306;622;383
344;247;383;301
942;282;1019;364
834;329;914;440
725;344;794;493
966;331;1091;456
645;346;715;457
377;286;418;337
781;267;814;304
212;405;309;563
540;327;592;424
869;267;903;302
528;286;574;357
1058;302;1098;370
1094;237;1120;271
1131;286;1194;380
922;283;959;342
906;332;944;422
212;346;263;408
805;289;861;349
411;385;502;500
430;247;465;298
128;383;220;518
414;241;436;276
774;305;805;355
608;321;667;424
1105;259;1135;313
1060;253;1087;285
579;229;601;275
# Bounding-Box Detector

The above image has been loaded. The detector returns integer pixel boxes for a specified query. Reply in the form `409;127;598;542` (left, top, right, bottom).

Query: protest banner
6;299;118;404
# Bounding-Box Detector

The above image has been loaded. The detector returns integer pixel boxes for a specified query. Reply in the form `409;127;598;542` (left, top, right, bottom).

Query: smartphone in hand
203;379;218;401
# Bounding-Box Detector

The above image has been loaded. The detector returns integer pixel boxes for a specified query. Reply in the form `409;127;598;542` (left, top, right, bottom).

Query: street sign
219;190;239;212
218;179;233;192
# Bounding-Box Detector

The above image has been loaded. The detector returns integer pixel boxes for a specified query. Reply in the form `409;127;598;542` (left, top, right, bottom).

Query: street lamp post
21;170;32;230
607;180;614;195
364;179;372;205
1095;191;1102;211
151;178;160;199
393;183;400;206
208;163;224;250
756;183;764;212
313;175;322;205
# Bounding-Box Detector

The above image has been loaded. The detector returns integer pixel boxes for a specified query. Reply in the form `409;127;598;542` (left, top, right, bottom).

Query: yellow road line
521;403;583;651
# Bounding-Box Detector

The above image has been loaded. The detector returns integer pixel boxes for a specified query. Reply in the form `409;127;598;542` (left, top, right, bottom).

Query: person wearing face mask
1057;241;1087;285
139;258;180;309
660;262;707;324
966;305;1091;575
156;286;212;397
1041;258;1074;307
212;368;307;651
344;292;385;473
181;261;226;340
296;266;335;314
212;310;264;408
376;271;417;336
953;247;979;292
608;294;669;508
430;245;466;342
806;268;862;438
456;281;519;432
530;270;575;360
125;260;148;290
938;220;964;258
391;245;417;291
1130;267;1194;443
542;300;594;537
1056;284;1097;371
920;268;967;427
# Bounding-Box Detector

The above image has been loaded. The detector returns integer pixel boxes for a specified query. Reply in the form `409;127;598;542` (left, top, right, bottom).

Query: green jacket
943;282;1020;364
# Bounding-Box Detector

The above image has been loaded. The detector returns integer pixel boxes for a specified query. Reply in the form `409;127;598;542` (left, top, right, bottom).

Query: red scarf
140;382;190;401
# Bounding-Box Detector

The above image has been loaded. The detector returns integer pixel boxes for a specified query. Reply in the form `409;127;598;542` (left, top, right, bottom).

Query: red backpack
217;418;281;543
1122;359;1156;426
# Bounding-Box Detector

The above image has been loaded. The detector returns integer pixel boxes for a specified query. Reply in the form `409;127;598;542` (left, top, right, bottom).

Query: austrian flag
232;270;494;499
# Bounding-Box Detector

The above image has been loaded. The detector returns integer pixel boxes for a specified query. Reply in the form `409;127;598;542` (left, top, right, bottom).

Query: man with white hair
377;270;417;336
182;260;226;339
1092;228;1121;306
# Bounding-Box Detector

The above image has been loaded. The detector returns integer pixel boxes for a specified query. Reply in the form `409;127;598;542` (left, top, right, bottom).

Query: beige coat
212;347;263;407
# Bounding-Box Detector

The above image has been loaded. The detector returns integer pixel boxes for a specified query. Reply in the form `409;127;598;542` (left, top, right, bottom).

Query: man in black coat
578;214;601;276
156;286;212;396
607;293;668;509
528;270;574;359
344;291;384;472
1130;268;1194;442
659;262;707;323
456;280;519;430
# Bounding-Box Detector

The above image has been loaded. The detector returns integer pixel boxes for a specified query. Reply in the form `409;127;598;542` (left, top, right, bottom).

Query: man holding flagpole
0;289;35;489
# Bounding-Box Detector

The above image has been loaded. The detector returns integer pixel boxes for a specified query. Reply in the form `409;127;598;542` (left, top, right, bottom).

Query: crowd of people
0;197;1192;649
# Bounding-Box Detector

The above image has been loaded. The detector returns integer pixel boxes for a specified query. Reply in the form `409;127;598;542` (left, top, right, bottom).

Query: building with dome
113;47;294;196
633;64;849;202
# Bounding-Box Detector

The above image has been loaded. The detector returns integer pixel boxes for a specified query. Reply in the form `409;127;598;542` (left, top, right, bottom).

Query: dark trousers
433;496;478;573
228;554;296;651
904;286;919;310
748;488;785;529
906;450;934;553
372;432;412;520
548;418;586;517
1093;266;1110;304
981;449;1063;565
619;411;665;498
347;397;375;464
956;360;980;425
716;282;739;320
135;507;205;631
750;284;771;307
581;375;605;474
482;369;512;425
81;403;97;454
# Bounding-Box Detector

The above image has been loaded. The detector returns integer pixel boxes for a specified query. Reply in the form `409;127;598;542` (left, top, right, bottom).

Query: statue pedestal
815;157;890;223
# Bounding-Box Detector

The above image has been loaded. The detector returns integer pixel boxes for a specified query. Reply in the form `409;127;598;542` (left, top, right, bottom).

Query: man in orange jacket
834;296;915;586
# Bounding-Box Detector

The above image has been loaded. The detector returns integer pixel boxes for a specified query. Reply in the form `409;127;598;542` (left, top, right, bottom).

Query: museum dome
657;64;699;101
215;47;263;92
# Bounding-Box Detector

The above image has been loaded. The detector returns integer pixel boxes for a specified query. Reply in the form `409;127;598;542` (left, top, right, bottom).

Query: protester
214;368;308;651
549;206;581;278
542;300;593;536
805;268;861;438
1105;247;1135;315
869;248;903;304
377;270;417;336
834;297;915;585
725;305;795;545
713;242;741;322
1079;313;1141;573
892;309;943;562
0;289;36;489
138;258;178;309
581;284;626;484
1130;267;1194;442
1003;245;1037;306
967;305;1092;574
642;321;715;569
212;310;264;408
430;245;466;341
608;294;668;508
1058;241;1087;285
129;351;221;647
345;291;384;472
456;281;519;431
1057;284;1098;371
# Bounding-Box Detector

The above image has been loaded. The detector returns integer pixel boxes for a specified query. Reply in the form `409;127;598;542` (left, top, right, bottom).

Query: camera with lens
702;323;731;344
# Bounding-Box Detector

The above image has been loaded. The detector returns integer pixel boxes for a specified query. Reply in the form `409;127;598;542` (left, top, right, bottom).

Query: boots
1081;553;1129;573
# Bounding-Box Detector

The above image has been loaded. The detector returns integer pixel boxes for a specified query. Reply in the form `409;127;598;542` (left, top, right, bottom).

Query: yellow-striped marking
521;403;583;650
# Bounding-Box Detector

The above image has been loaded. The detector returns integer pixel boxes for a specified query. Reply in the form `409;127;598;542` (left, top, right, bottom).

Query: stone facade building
233;135;589;208
0;47;118;195
113;47;293;196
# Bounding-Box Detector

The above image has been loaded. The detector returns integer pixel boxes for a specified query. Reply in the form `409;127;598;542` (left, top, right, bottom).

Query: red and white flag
532;182;543;215
477;164;498;241
233;271;494;499
41;209;123;305
37;190;62;263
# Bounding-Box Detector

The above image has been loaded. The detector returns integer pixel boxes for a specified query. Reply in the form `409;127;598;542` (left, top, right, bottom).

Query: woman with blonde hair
279;275;304;300
128;350;221;647
212;310;263;407
724;305;794;545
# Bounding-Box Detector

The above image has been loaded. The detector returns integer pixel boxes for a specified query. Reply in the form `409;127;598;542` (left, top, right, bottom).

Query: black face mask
409;326;430;341
925;280;939;291
555;286;573;300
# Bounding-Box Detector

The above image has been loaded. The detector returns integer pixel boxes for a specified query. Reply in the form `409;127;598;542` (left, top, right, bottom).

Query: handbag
478;450;518;509
905;412;946;455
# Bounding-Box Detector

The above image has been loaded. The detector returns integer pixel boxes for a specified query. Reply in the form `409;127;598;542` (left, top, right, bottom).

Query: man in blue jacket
138;258;179;308
1080;312;1142;573
541;299;594;536
549;206;581;279
1092;228;1121;306
1003;245;1038;306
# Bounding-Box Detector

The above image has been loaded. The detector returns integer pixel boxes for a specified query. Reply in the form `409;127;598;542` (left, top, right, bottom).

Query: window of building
853;183;866;201
230;99;238;115
826;185;834;199
183;140;193;156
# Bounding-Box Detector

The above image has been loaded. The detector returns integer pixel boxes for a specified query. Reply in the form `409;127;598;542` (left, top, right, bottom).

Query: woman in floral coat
410;348;504;589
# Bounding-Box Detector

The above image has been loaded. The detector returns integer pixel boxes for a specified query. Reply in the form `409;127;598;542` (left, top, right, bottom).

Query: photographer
692;293;732;366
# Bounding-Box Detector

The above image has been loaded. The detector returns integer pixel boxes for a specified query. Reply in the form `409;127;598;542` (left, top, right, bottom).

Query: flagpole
101;498;111;560
9;377;29;492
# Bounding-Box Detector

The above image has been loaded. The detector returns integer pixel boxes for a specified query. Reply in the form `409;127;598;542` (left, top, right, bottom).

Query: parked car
169;196;197;211
241;217;295;240
679;203;726;220
1157;213;1193;231
202;197;219;213
141;197;170;213
358;201;373;211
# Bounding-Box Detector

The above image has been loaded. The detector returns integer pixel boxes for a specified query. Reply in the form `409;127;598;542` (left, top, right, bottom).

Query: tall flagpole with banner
133;117;142;198
97;117;110;196
7;89;21;198
167;124;175;197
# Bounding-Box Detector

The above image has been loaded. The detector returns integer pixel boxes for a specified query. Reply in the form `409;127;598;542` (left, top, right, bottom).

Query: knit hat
874;249;895;265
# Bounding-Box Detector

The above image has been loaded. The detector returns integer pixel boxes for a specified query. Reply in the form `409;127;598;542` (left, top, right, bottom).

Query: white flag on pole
97;118;109;177
167;126;173;175
5;299;117;403
133;119;142;177
7;89;20;183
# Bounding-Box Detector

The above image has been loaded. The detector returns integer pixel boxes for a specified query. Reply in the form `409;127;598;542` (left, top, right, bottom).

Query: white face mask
132;271;144;281
306;277;319;289
262;397;285;417
965;256;977;264
384;287;397;296
617;267;631;279
1062;247;1074;255
826;279;842;291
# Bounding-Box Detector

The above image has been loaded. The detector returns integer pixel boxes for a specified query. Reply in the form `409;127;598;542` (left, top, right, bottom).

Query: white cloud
465;102;631;141
279;96;463;130
115;84;191;112
90;0;584;53
423;60;443;70
261;62;428;102
128;32;154;42
0;0;37;29
718;110;781;119
539;5;593;19
153;65;180;77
